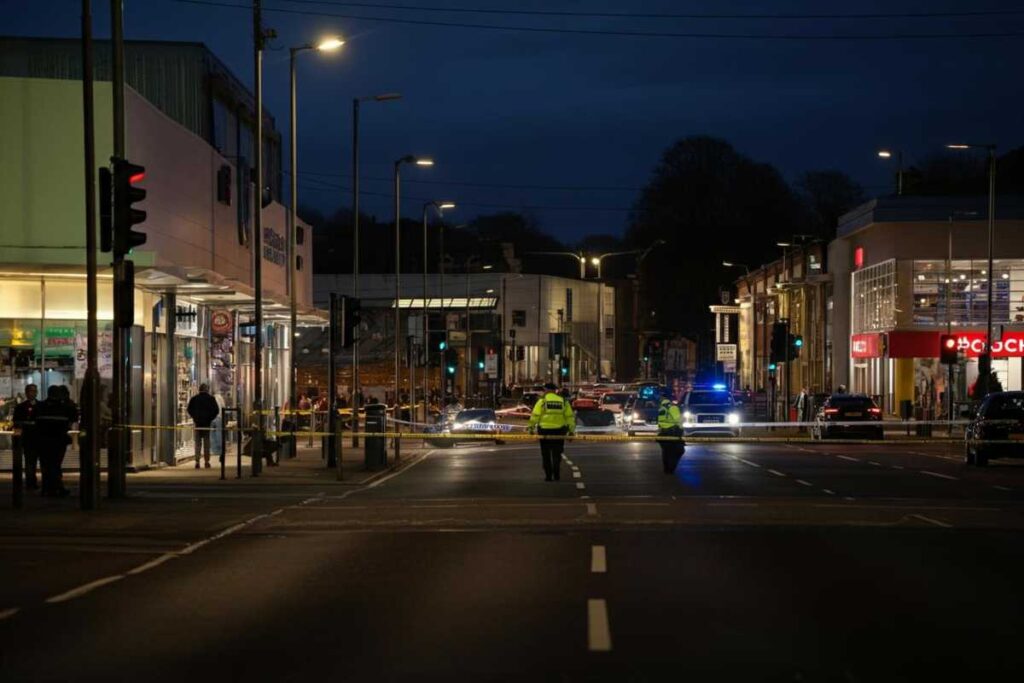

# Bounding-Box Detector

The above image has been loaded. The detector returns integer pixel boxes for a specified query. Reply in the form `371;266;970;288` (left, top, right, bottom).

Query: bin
916;407;933;437
364;403;388;470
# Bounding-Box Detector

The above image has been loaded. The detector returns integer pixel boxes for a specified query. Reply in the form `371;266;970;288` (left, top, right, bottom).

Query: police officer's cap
543;382;557;391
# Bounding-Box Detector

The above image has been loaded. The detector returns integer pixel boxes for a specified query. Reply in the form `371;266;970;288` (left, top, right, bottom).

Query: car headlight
683;411;693;421
632;411;641;421
727;412;740;425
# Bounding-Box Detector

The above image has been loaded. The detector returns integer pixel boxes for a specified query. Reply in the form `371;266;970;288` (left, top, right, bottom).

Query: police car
681;384;741;436
427;408;513;447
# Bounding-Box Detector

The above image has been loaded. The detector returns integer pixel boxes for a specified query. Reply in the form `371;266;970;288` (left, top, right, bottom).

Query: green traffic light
446;365;456;375
439;341;447;350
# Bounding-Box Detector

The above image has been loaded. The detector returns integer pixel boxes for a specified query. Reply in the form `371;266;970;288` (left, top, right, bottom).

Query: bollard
219;416;226;481
236;423;243;480
335;416;344;481
12;437;23;510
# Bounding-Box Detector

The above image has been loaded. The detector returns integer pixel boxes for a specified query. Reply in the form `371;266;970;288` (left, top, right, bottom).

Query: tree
626;135;804;337
797;170;866;238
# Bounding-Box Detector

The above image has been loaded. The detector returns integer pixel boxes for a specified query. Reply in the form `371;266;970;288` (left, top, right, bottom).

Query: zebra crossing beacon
527;382;576;482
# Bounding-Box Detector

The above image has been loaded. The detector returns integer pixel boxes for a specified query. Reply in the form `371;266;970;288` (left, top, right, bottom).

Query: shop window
852;259;896;333
913;259;1020;326
512;309;527;326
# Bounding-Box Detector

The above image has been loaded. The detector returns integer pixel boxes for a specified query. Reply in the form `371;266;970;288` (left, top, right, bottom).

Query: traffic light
768;362;777;372
112;157;147;258
429;330;447;351
940;334;958;364
476;347;486;370
444;349;458;376
559;356;570;377
340;296;360;348
770;321;789;363
788;335;803;361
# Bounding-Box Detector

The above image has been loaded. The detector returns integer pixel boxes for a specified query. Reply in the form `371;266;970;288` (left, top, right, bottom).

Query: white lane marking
993;485;1012;492
739;459;761;468
573;471;582;479
767;469;786;477
586;503;598;516
587;599;613;652
795;479;813;487
836;455;860;462
365;450;434;490
591;546;607;573
868;461;883;467
576;482;586;490
844;497;856;502
921;470;959;481
580;495;591;500
0;607;19;621
46;575;125;604
125;554;177;575
564;459;574;466
821;489;836;495
891;465;905;470
911;514;953;529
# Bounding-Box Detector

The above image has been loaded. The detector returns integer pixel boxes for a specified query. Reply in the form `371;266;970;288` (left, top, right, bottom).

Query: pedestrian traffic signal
444;348;458;376
111;157;147;258
940;334;958;364
768;362;777;372
559;356;570;377
770;321;789;363
340;296;360;348
788;335;803;361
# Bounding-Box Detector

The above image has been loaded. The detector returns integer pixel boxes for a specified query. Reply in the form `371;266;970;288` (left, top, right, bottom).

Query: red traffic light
939;334;958;364
944;337;956;349
129;171;145;184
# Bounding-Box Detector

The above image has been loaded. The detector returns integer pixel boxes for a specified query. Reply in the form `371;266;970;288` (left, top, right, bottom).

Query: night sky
5;0;1024;242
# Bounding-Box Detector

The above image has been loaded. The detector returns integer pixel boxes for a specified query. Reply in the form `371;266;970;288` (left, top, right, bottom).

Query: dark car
626;398;661;436
812;394;883;440
964;391;1024;466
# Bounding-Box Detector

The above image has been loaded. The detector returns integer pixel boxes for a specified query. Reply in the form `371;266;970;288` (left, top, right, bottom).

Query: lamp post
351;93;401;446
877;149;904;195
393;155;433;425
290;36;343;452
422;201;454;422
948;143;997;397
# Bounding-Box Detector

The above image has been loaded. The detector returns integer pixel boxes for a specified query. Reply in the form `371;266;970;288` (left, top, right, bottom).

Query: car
599;392;633;416
428;408;510;447
811;394;883;440
681;387;741;436
964;391;1024;466
572;397;600;410
626;397;661;436
574;408;623;435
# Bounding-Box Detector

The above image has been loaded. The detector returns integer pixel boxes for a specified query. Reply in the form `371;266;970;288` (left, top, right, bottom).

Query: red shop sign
954;331;1024;358
886;330;1024;358
851;333;881;358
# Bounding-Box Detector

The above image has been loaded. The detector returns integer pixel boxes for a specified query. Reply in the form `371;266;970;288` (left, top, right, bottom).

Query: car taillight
824;408;839;416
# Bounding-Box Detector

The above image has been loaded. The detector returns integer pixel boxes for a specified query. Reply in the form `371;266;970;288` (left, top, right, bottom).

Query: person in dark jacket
35;385;73;497
12;384;40;489
187;383;220;468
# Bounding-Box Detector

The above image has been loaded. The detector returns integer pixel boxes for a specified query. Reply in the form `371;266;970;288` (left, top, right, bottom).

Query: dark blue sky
6;0;1024;241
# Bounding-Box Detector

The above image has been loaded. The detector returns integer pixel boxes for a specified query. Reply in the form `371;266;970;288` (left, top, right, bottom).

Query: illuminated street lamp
289;35;343;452
877;149;904;195
947;142;998;396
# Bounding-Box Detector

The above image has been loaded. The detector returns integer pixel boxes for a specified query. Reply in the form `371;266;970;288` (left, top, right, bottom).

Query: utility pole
251;0;265;475
80;0;100;510
108;0;127;498
351;98;361;447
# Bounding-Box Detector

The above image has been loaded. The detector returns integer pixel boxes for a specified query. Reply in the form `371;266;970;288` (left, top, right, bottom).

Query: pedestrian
527;382;576;481
12;384;40;489
657;389;684;474
795;386;809;432
186;383;219;468
34;385;73;497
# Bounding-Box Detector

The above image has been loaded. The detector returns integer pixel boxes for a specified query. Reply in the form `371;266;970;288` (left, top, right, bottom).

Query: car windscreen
576;409;616;426
633;399;659;411
687;392;732;405
827;396;875;409
455;410;496;423
601;393;630;406
983;395;1024;420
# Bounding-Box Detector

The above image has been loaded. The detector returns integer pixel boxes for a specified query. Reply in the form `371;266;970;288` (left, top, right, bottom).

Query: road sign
485;350;498;378
716;343;737;362
448;330;467;343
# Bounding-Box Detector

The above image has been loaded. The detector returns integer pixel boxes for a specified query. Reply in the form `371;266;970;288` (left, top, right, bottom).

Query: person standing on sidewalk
35;385;73;497
12;384;40;489
187;383;219;469
527;382;576;482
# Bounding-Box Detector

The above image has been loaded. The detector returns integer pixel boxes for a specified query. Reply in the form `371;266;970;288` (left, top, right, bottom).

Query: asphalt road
4;439;1024;681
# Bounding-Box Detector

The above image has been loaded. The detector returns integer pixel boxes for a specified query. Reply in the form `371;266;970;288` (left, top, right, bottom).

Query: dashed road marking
821;489;836;495
795;479;813;487
911;514;953;529
767;469;786;477
921;470;959;481
587;599;613;652
868;461;883;467
586;503;598;516
844;496;856;502
573;471;582;479
576;482;586;490
591;546;607;573
993;485;1012;492
0;607;19;621
739;459;761;468
836;455;860;462
891;465;904;470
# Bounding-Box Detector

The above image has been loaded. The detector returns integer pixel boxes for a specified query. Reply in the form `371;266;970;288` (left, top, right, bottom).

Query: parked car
811;394;883;440
681;387;740;436
574;408;623;435
964;391;1024;466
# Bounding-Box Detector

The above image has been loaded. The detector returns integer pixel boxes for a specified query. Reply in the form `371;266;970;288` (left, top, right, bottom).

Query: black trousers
39;445;67;494
538;426;568;478
13;439;39;486
658;426;685;473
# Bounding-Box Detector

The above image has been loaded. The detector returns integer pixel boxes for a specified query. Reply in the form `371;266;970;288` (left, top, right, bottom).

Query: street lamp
722;261;751;274
350;91;401;446
422;200;455;423
289;35;343;456
877;149;904;195
394;155;433;426
947;142;998;397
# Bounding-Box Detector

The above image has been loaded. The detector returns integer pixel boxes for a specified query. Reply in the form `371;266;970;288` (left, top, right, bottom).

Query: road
3;439;1024;680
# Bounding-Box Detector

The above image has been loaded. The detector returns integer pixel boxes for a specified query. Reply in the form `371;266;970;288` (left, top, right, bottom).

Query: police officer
35;385;74;497
527;382;576;481
657;390;684;474
12;384;40;489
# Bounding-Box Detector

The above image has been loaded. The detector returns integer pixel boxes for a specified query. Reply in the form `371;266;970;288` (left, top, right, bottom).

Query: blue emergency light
712;383;726;391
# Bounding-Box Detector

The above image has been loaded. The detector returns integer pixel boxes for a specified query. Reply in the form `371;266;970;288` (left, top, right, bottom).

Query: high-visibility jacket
657;398;681;430
528;393;576;432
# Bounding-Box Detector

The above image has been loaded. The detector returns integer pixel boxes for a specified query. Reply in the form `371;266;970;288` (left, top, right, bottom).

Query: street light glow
373;93;402;101
415;158;434;166
438;202;456;210
946;144;971;150
316;37;344;51
482;264;493;270
877;150;892;158
776;242;791;248
590;257;600;266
